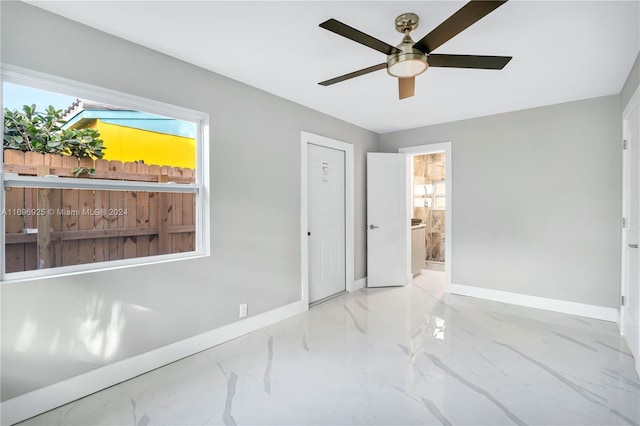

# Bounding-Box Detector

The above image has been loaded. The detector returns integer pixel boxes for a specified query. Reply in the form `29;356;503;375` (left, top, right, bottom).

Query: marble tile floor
18;270;640;426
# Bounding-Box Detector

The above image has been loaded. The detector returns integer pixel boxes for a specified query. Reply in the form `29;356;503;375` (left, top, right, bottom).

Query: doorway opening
412;153;446;272
400;143;452;291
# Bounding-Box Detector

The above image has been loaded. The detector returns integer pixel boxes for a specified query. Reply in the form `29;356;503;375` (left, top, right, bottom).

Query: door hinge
621;295;625;306
623;139;627;150
623;217;626;228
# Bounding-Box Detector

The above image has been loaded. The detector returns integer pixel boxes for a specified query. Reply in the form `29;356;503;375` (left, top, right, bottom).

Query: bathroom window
433;181;446;210
1;68;209;280
413;181;445;210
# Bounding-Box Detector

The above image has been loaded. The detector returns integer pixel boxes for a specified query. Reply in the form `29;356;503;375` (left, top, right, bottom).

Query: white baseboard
354;277;367;290
448;283;618;322
0;300;307;426
617;310;622;332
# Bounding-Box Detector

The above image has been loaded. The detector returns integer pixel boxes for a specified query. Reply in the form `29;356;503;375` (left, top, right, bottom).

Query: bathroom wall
413;154;446;262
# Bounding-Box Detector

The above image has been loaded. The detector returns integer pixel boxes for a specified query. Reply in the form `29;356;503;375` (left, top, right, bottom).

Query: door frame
301;131;354;307
399;142;452;291
620;84;640;374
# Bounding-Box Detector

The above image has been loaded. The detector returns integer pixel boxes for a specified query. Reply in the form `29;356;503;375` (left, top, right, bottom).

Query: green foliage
3;104;65;153
59;128;105;160
3;104;106;161
71;166;96;177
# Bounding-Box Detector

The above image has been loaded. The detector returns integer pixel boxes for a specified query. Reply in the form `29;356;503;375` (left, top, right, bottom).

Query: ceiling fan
318;0;512;100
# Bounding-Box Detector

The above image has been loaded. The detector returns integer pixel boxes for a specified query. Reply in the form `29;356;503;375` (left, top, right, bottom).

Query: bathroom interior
411;153;446;276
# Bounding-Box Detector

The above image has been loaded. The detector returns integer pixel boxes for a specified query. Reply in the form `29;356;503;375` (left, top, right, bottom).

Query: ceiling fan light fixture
387;52;428;78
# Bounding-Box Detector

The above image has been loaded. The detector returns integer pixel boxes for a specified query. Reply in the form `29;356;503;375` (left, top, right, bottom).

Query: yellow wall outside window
88;120;196;169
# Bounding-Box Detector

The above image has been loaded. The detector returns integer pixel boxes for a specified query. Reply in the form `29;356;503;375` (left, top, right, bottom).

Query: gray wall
0;1;378;400
621;52;640;109
380;96;622;308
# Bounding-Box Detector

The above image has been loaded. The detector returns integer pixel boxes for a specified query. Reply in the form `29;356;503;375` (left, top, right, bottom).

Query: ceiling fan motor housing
387;34;429;78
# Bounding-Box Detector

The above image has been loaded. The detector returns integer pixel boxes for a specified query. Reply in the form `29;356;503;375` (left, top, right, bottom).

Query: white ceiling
26;1;640;134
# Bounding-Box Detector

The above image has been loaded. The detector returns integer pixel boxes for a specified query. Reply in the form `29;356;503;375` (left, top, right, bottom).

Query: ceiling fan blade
319;63;387;86
320;19;401;55
428;54;512;69
413;1;508;53
399;77;415;100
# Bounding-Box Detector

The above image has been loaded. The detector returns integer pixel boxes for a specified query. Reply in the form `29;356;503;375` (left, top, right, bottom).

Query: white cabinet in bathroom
411;224;426;276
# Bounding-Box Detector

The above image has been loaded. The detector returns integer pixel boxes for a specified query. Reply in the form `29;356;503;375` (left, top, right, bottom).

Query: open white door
622;88;639;375
367;153;409;287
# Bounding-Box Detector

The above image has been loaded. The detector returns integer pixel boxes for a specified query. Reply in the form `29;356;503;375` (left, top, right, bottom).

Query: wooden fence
3;150;196;273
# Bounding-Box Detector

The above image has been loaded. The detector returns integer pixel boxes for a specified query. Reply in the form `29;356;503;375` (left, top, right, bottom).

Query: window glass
3;82;196;169
4;187;195;273
2;79;204;278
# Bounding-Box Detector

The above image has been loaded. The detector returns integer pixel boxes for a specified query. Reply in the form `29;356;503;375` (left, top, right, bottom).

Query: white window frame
1;65;210;282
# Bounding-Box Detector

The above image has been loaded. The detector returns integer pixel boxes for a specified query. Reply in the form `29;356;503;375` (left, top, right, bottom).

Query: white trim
354;277;367;291
301;140;310;306
0;68;5;278
620;83;640;377
617;310;622;332
622;84;640;122
0;299;306;426
300;131;355;305
399;143;452;292
449;283;618;322
1;65;203;123
620;84;639;325
0;65;210;282
3;252;207;283
3;174;202;192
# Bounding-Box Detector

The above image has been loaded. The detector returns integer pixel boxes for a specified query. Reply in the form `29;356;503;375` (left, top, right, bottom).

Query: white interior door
367;153;409;287
622;92;639;374
308;143;346;303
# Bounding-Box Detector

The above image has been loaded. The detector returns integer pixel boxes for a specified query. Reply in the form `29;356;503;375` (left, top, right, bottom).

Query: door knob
369;224;379;230
630;244;639;249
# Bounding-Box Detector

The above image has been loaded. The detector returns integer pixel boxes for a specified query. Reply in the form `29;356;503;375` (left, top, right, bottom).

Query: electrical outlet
239;303;248;318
